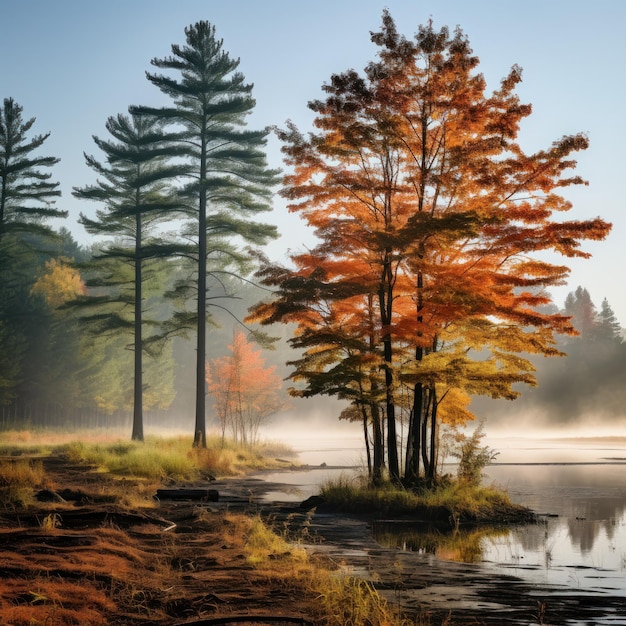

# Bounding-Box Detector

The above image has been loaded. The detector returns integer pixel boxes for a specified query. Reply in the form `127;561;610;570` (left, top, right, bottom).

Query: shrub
451;421;498;486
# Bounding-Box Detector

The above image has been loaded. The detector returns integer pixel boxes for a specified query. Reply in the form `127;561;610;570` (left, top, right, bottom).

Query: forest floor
0;454;330;625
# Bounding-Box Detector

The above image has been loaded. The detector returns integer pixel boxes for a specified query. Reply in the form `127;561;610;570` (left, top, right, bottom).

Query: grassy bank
0;430;297;479
0;435;451;625
0;431;298;508
319;473;534;525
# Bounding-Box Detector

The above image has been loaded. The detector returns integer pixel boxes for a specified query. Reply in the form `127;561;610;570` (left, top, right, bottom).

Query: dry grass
0;458;46;507
0;434;454;625
0;430;299;476
0;524;174;625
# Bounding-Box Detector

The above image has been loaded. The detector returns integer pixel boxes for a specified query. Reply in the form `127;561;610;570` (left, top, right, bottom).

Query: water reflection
373;521;509;564
257;435;626;598
371;510;626;593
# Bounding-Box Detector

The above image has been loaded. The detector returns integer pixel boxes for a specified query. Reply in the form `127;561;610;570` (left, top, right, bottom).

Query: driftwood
155;488;219;502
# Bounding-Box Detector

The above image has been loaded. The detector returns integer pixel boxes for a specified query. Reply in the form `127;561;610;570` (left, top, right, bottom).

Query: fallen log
155;488;219;502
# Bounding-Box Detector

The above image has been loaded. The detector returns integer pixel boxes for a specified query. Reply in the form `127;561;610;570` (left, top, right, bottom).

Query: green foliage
73;113;182;441
0;99;88;423
0;97;65;239
450;421;498;486
131;20;279;446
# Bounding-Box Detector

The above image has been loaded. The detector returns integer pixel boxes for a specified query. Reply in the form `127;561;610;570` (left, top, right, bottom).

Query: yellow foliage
31;257;86;309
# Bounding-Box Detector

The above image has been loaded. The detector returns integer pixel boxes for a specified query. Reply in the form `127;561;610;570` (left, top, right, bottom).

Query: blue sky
2;0;624;323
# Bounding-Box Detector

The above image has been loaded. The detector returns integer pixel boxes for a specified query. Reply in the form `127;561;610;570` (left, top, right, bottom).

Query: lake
255;431;626;623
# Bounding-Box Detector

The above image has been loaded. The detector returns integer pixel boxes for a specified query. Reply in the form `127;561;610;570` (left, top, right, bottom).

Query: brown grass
0;437;453;626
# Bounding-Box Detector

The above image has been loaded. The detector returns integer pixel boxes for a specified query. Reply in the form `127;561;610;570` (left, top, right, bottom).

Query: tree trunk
421;389;431;474
370;401;384;486
132;206;144;441
194;137;208;448
380;249;399;481
359;403;372;478
427;388;438;481
405;381;423;484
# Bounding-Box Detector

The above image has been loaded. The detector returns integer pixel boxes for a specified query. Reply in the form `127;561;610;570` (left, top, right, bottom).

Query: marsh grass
320;473;527;524
420;481;517;521
0;458;46;507
222;511;443;626
53;434;297;480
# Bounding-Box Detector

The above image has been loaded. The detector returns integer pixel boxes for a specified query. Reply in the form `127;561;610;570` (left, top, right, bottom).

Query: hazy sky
2;0;624;323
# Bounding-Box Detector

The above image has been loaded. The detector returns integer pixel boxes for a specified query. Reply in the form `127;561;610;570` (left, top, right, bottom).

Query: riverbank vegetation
320;474;532;526
0;438;453;625
0;432;298;508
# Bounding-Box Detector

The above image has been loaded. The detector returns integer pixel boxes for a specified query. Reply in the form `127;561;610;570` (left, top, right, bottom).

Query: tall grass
0;458;45;507
320;473;526;523
54;435;296;480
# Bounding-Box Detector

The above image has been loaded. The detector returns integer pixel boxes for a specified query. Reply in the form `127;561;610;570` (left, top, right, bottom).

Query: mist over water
256;423;626;605
261;418;364;467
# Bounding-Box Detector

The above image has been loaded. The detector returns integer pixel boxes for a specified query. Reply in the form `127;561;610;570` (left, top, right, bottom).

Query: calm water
257;432;626;603
483;442;626;596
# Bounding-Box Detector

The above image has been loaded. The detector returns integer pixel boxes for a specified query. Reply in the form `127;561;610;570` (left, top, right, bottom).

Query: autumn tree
249;12;611;485
206;330;283;445
131;21;279;447
73;112;183;440
31;257;86;309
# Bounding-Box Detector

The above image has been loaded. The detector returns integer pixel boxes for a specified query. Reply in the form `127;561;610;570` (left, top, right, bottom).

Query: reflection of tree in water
511;520;557;555
512;501;626;557
568;519;602;554
373;523;508;564
567;499;626;553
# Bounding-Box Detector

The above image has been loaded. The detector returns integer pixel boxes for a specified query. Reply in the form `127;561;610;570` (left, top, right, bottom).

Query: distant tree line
473;286;626;425
0;13;618;484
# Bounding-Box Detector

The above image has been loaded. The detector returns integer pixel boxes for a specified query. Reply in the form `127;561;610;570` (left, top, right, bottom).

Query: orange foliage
206;331;284;444
250;12;611;481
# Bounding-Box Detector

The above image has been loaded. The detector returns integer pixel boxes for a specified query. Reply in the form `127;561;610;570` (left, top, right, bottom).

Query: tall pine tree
0;97;66;417
74;112;183;440
132;22;279;447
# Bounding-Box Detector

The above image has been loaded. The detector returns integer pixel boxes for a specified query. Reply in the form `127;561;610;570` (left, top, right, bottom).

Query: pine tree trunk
132;206;144;441
194;137;208;448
